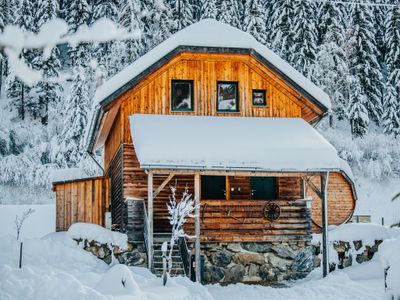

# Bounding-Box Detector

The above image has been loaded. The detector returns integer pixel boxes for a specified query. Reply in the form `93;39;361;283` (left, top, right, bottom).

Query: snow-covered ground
0;232;389;300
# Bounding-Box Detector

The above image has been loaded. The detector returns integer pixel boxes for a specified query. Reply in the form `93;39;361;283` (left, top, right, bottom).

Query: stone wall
200;241;316;285
74;238;147;267
312;239;383;271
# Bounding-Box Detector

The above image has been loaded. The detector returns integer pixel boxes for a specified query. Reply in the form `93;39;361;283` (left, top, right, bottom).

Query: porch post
147;171;153;271
321;172;330;277
194;173;201;282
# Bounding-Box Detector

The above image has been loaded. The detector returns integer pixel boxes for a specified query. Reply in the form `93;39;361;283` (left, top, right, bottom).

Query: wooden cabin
53;20;357;284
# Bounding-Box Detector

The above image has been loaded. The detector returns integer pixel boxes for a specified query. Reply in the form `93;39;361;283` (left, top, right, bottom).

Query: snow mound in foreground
95;264;141;296
379;238;400;295
67;223;128;250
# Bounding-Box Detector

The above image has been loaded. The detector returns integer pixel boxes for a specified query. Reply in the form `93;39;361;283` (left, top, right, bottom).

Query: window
201;176;226;199
171;80;194;111
252;89;266;106
217;81;239;112
250;177;277;200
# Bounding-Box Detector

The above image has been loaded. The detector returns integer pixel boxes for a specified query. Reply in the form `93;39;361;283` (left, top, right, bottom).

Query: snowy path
0;233;387;300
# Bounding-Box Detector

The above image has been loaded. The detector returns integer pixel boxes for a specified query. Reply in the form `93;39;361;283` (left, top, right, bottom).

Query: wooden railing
178;236;190;277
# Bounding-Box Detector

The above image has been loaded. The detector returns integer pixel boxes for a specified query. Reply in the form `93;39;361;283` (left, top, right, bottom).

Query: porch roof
129;114;353;180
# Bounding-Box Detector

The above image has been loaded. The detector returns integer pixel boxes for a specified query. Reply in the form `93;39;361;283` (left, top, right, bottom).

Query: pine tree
36;0;58;28
170;0;195;30
382;82;400;136
58;66;91;167
143;0;175;50
289;0;318;78
118;0;144;60
382;6;400;136
346;4;383;125
92;0;119;23
218;0;242;29
269;0;294;60
243;0;267;44
200;0;217;19
347;76;369;138
314;2;349;119
64;0;90;33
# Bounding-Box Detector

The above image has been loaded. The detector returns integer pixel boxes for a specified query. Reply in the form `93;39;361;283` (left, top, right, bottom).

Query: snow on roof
51;167;90;183
129;114;349;175
94;19;331;110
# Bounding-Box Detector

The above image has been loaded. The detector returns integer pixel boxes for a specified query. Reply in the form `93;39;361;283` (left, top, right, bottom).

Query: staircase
152;233;186;277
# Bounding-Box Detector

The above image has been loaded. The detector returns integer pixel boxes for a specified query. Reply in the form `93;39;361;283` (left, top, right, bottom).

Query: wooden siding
101;52;324;149
104;110;122;171
307;172;356;232
53;177;110;231
120;144;311;242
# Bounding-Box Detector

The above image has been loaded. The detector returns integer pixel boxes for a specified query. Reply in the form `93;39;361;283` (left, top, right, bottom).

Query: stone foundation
200;241;316;285
74;238;147;267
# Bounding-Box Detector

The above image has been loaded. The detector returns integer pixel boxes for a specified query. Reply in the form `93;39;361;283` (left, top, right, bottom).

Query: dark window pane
171;80;193;111
250;177;277;200
201;176;226;199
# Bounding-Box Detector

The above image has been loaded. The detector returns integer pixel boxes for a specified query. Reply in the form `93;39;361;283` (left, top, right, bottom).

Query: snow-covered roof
93;19;331;110
129;114;351;178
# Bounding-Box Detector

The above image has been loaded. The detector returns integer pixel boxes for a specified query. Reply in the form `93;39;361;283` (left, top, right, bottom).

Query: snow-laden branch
0;18;139;86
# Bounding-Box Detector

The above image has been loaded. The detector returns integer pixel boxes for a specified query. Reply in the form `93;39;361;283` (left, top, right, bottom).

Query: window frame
216;81;240;113
170;79;194;112
252;89;267;107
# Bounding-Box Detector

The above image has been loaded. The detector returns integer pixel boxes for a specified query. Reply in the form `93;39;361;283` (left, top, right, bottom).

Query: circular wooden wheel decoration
263;202;281;221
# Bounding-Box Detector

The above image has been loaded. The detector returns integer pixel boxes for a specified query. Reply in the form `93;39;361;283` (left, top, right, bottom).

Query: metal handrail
178;236;190;277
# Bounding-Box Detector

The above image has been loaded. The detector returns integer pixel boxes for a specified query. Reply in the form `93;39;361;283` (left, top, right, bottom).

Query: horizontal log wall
53;177;110;231
120;144;310;242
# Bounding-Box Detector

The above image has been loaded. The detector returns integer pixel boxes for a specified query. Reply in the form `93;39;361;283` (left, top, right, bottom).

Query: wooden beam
321;172;330;277
194;173;201;283
153;173;174;199
302;175;323;200
147;171;154;271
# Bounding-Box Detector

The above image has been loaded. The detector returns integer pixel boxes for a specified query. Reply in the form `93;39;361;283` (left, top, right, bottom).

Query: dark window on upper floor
171;80;194;112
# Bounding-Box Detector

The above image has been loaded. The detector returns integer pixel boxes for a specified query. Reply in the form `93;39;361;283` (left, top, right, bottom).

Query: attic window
171;80;194;112
217;81;239;112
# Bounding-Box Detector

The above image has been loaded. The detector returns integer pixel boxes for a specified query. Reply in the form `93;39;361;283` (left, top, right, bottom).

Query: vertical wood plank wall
53;177;110;231
103;52;325;165
307;173;355;232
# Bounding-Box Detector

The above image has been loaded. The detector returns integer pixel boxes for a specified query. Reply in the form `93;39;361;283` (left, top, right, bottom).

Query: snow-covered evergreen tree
57;66;91;167
269;0;294;60
314;2;350;119
118;0;144;61
382;5;400;136
218;0;242;29
243;0;267;44
346;4;383;125
288;0;318;78
64;0;90;33
143;0;175;50
347;76;369;138
170;0;195;30
200;0;217;19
